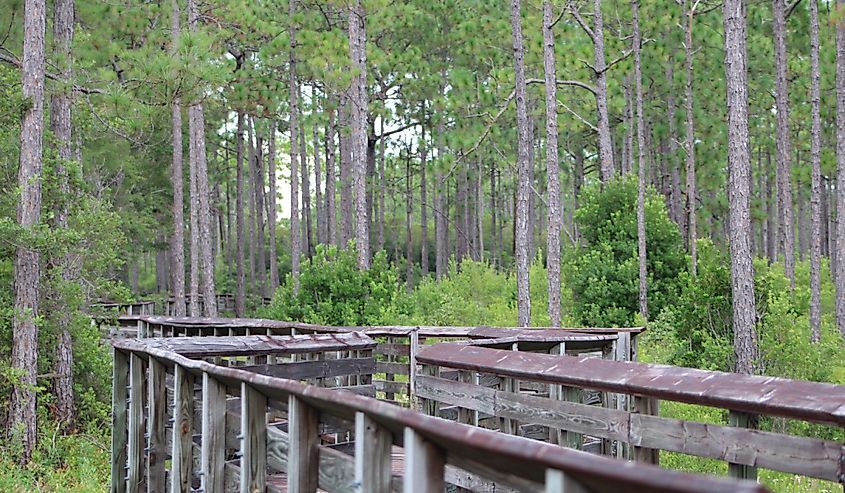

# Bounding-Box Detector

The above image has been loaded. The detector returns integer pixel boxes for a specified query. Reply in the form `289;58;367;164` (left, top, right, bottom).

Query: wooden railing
111;333;767;493
108;315;644;409
416;343;845;486
164;293;273;316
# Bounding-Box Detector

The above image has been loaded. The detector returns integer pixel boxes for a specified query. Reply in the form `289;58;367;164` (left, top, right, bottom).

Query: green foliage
565;176;687;327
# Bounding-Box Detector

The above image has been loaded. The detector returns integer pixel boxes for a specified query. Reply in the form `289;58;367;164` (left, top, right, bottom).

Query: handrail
417;343;845;426
112;337;766;493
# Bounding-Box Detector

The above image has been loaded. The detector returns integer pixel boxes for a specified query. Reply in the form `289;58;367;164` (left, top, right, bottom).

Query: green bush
565;177;686;327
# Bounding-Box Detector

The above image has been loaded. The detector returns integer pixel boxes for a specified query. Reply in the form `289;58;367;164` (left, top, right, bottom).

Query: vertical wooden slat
241;384;267;493
127;353;146;493
501;342;519;435
728;411;758;480
457;370;475;425
201;372;227;493
548;343;564;445
419;364;439;416
171;365;194;493
286;394;316;493
354;412;392;493
147;357;167;493
564;386;582;450
402;428;444;493
408;328;419;405
632;396;659;464
545;469;589;493
111;349;129;493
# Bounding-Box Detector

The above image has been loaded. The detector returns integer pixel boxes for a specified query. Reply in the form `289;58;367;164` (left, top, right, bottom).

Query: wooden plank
373;380;409;395
630;413;841;482
288;395;318;493
244;358;375;381
457;371;475;425
241;383;268;493
402;428;444;493
147;358;167;493
375;361;409;375
201;373;227;493
727;411;758;481
376;343;410;356
545;469;589;493
631;396;659;464
111;349;129;493
354;412;393;493
127;353;146;493
171;365;194;493
418;365;440;416
408;329;419;405
548;343;564;445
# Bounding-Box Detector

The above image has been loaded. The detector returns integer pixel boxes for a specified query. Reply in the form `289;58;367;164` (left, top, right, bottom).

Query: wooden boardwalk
104;313;845;493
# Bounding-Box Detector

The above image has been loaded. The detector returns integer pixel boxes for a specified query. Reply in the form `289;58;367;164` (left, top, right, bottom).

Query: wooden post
147;357;167;493
409;328;419;405
457;370;475;425
287;394;317;493
240;384;268;493
632;396;659;464
111;349;129;493
728;411;757;480
564;386;582;450
127;353;146;493
201;372;227;493
171;365;194;493
501;342;519;435
548;343;564;445
545;469;589;493
419;364;439;416
354;412;392;493
402;428;444;493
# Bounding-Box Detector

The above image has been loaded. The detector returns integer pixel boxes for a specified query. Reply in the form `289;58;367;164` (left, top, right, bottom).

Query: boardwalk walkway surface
100;303;845;493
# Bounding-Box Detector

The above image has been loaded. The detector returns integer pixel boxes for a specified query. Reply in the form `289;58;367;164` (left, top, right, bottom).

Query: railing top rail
112;332;375;358
417;343;845;427
113;338;764;493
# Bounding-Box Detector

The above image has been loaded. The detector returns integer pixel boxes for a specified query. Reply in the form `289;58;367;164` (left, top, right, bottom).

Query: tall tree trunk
622;76;634;175
543;0;562;327
773;0;795;288
420;125;429;275
188;109;200;316
491;164;499;268
633;0;648;321
667;61;684;235
10;0;46;463
724;0;758;373
339;95;354;245
406;152;413;291
456;163;468;261
170;0;186;317
326;109;337;247
835;0;845;338
684;0;698;275
314;118;324;246
268;121;279;294
377;119;386;252
435;118;448;279
767;148;777;262
300;111;313;258
253;130;267;297
593;0;615;182
512;0;531;327
476;155;484;261
289;0;301;293
235;112;246;316
49;0;75;430
349;1;370;269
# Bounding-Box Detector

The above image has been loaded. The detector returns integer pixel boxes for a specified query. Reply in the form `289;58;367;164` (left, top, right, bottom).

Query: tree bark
10;0;46;463
684;0;698;275
377;118;386;252
767;148;777;262
543;0;562;327
235;112;246;316
170;0;186;317
667;61;684;235
810;1;823;340
268;121;279;294
188;110;200;316
349;1;370;269
253;129;267;297
435;117;448;279
593;0;615;182
512;0;531;327
723;0;758;373
633;0;648;321
835;0;845;338
314;116;324;246
406;151;414;291
326;108;337;247
299;108;313;259
339;95;354;245
773;0;795;288
289;0;301;293
420;124;429;275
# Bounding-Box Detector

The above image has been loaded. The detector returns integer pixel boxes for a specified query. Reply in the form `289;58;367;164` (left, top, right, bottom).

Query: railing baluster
201;372;226;493
111;349;129;493
457;370;475;425
128;353;146;493
727;411;758;480
171;364;194;493
240;383;267;493
147;357;167;493
419;364;439;416
545;469;589;493
402;427;444;493
286;394;316;493
548;343;565;445
408;328;419;406
632;396;659;464
354;412;392;493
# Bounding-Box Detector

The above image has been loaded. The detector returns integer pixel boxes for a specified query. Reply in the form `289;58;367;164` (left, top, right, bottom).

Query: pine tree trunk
667;62;684;235
420;125;429;275
684;0;698;275
512;0;531;327
170;0;186;316
339;95;354;245
300;112;313;259
810;0;822;342
543;0;562;327
632;0;648;321
835;0;845;338
10;0;46;462
406;153;413;291
767;148;778;262
326;109;337;247
377;119;386;252
314;119;324;246
235;111;246;316
435;117;448;279
349;1;370;269
773;0;795;288
724;0;758;373
289;0;301;293
253;131;266;297
188;111;200;316
268;121;279;294
476;155;484;261
593;0;615;182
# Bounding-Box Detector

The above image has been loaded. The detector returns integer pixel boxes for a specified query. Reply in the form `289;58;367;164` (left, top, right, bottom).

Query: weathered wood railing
111;333;767;493
164;294;273;316
91;300;156;316
416;343;845;486
107;315;643;408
